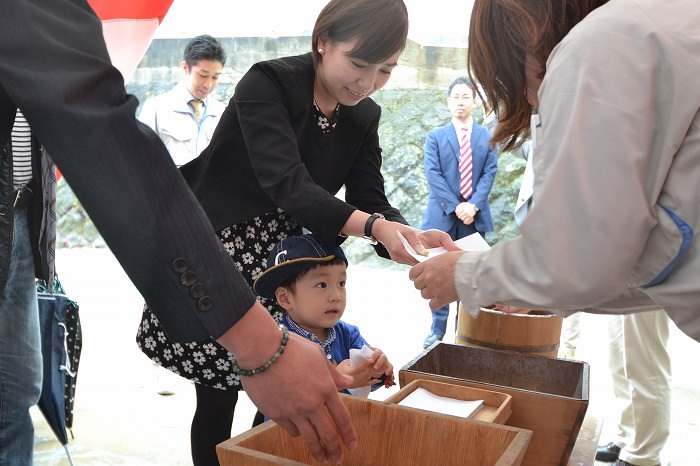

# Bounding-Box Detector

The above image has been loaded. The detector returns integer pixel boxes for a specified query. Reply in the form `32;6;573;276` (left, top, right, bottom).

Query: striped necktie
458;127;473;200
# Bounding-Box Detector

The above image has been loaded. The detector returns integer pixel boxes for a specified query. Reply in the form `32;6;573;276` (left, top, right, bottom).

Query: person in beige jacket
409;0;700;344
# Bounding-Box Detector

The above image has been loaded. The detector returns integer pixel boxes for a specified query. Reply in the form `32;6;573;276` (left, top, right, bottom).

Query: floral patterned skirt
136;209;301;390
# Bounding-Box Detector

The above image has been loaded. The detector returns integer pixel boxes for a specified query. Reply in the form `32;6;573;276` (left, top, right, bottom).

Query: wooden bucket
457;305;563;357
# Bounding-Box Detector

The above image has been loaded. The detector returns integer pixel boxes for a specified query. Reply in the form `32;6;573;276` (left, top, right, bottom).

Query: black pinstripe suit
0;0;254;343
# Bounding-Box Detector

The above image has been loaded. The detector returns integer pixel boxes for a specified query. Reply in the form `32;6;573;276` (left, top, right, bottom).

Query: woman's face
315;38;402;107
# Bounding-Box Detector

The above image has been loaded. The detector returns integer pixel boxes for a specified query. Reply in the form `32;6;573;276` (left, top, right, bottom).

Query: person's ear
317;34;330;53
275;287;293;311
181;60;190;74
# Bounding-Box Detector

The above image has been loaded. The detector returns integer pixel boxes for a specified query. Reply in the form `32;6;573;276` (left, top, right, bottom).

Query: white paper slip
454;233;491;252
397;387;484;419
346;345;374;398
398;231;490;263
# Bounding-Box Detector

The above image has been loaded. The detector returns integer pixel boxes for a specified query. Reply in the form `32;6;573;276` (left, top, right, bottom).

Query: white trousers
608;310;671;466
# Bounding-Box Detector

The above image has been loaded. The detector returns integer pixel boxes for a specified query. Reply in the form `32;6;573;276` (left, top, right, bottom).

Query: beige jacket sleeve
456;0;700;342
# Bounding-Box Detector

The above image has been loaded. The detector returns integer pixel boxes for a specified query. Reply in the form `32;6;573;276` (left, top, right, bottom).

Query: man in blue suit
421;77;498;348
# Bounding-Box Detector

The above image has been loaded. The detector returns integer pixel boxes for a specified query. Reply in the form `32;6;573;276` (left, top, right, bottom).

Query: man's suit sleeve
424;128;461;215
0;0;255;342
470;126;498;210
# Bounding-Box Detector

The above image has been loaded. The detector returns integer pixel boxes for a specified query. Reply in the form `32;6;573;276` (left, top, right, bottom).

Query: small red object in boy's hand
379;373;396;388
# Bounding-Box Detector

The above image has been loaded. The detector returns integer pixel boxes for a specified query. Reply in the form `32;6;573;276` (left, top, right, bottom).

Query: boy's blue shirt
280;314;381;394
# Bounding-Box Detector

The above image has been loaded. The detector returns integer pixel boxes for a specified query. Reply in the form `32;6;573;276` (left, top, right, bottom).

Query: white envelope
398;230;490;263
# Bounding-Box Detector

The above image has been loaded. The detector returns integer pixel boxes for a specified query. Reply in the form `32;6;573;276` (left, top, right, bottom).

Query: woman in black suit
136;0;453;464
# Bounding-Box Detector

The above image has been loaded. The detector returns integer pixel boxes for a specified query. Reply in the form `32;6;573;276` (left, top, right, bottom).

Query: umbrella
37;288;81;466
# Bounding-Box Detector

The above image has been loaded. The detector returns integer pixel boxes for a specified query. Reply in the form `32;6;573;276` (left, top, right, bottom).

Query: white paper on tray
398;230;491;263
397;387;484;418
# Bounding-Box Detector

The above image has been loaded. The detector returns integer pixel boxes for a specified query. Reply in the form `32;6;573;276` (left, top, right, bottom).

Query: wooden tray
217;394;532;466
400;343;589;466
384;379;512;424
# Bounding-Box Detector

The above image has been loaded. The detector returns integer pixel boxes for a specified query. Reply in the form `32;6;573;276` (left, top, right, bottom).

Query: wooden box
384;379;512;424
217;394;532;466
399;343;589;466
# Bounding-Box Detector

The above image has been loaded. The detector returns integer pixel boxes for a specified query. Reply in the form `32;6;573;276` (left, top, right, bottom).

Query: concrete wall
126;37;470;104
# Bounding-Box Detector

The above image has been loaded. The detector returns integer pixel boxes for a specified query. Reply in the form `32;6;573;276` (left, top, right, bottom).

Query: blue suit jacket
421;121;498;235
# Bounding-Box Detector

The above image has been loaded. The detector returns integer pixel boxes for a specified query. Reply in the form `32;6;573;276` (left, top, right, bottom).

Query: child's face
280;263;347;336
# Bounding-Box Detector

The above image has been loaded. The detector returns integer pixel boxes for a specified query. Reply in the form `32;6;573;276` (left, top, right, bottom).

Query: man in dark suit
0;1;356;464
421;77;498;348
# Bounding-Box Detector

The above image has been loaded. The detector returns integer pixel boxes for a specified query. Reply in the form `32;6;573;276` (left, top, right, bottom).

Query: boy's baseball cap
253;234;348;300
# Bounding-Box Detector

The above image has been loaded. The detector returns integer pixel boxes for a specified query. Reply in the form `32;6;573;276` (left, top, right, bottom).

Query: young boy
253;234;394;394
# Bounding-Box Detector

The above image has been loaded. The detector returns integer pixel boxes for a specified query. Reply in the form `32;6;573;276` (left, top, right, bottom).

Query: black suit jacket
0;0;255;342
181;54;406;252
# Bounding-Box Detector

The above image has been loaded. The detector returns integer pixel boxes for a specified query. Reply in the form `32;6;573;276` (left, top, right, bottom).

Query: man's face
182;59;223;101
447;83;475;121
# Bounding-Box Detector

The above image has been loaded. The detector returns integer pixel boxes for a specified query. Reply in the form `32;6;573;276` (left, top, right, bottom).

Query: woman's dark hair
312;0;408;66
468;0;608;151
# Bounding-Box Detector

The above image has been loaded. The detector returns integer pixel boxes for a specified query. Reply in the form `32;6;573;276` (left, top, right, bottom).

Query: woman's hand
409;250;464;308
373;221;459;265
340;211;458;265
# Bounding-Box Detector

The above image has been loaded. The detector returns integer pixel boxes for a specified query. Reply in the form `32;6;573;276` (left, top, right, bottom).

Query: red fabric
53;0;175;179
87;0;173;23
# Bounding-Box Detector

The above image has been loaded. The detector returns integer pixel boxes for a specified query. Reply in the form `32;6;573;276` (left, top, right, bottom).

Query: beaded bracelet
232;324;289;377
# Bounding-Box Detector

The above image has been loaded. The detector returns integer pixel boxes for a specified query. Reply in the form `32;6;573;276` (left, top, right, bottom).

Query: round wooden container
456;305;563;357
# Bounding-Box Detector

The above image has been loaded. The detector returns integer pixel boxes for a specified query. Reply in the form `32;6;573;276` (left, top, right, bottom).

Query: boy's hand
336;348;394;389
336;358;375;388
368;348;394;385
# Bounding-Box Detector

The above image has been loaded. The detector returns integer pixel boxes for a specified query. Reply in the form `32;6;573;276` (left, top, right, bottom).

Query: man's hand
409;250;464;308
455;202;478;225
240;334;356;464
218;306;357;464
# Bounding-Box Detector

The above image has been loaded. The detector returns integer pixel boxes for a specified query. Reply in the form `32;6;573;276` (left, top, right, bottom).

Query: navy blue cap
253;234;347;299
